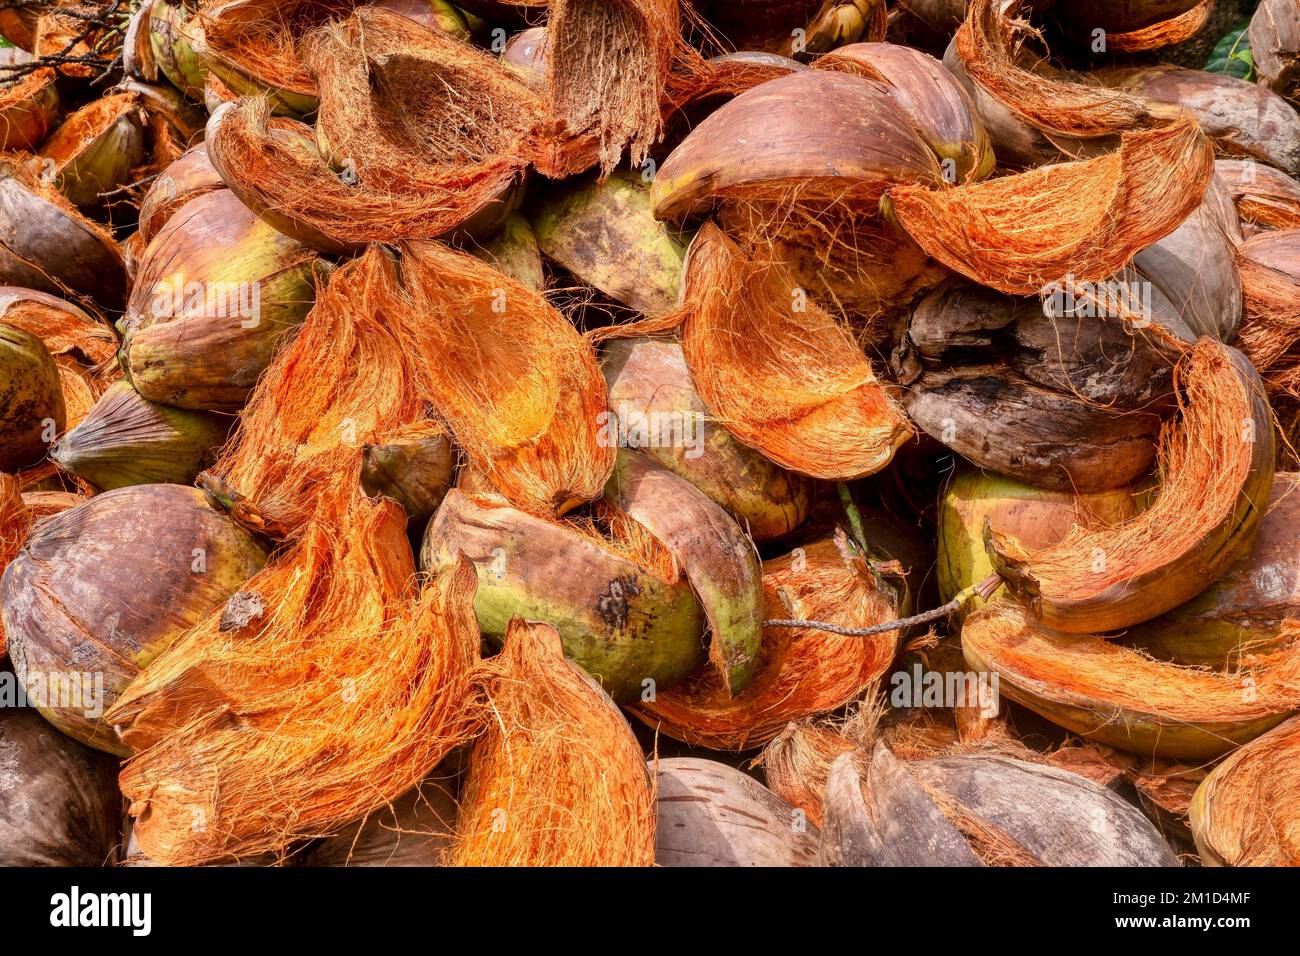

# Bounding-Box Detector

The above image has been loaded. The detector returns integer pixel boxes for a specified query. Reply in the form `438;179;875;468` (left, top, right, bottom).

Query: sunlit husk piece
987;341;1275;634
51;381;230;491
37;93;144;209
0;706;121;866
2;484;268;755
304;774;458;867
1236;229;1300;395
1189;715;1300;866
937;467;1141;616
887;117;1214;295
0;324;62;472
654;757;819;866
673;222;912;480
138;144;225;246
631;536;898;749
544;0;680;175
360;420;454;525
531;168;686;316
1125;473;1300;667
471;213;544;291
1217;159;1300;232
1097;66;1300;178
205;8;568;254
0;48;58;152
421;489;706;703
120;188;322;412
0;160;125;304
963;601;1300;759
453;619;656;867
814;42;993;182
1250;0;1300;103
895;280;1176;492
601;337;810;540
399;239;613;517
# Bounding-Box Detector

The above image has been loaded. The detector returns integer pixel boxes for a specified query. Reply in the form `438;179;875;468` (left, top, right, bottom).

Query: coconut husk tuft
887;117;1215;296
452;619;656;866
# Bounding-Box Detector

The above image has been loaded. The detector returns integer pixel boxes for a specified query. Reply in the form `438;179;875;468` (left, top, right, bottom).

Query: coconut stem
837;480;868;553
764;572;1003;636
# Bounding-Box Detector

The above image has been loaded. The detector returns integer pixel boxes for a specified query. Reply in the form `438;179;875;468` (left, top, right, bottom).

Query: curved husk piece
604;450;762;694
887;117;1215;296
453;619;656;867
148;0;209;101
986;341;1275;634
814;42;993;183
601;337;811;540
51;381;230;490
0;49;58;152
654;757;819;867
0;160;125;304
1189;715;1300;866
121;188;322;412
1251;0;1300;102
399;239;614;517
631;536;898;749
0;324;63;472
545;0;680;175
1127;474;1300;667
421;489;706;703
38;93;144;208
1217;159;1300;232
0;705;121;866
304;774;458;867
531;168;686;316
1236;229;1300;396
937;467;1141;615
2;484;269;755
962;601;1300;760
360;420;454;525
675;222;912;480
1098;66;1300;178
1097;0;1213;52
138;144;225;246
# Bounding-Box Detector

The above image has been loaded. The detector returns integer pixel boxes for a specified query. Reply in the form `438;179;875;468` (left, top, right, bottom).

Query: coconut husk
1046;741;1136;792
1099;0;1214;53
397;239;614;518
600;337;811;540
659;222;912;480
1216;159;1300;233
653;757;819;866
2;484;269;755
1236;229;1300;396
0;324;63;472
1251;0;1300;103
1189;714;1300;865
120;188;323;413
962;601;1300;760
420;489;706;703
986;340;1275;633
468;213;545;292
137;143;225;245
0;49;58;153
0;475;30;659
359;419;455;525
1131;759;1206;841
887;117;1215;296
631;536;898;749
1126;473;1300;667
452;619;656;867
761;720;859;827
38;92;144;209
146;0;210;101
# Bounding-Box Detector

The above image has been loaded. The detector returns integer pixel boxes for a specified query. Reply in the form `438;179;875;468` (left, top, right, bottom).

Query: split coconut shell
1;483;269;754
1217;158;1300;233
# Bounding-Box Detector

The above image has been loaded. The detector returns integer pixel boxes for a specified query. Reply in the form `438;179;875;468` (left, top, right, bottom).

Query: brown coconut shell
1236;228;1300;395
304;775;459;867
359;419;455;525
0;323;63;472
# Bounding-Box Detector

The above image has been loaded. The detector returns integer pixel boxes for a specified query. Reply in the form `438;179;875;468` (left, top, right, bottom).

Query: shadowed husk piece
452;619;656;866
1236;229;1300;396
1216;159;1300;232
0;324;63;472
37;92;145;209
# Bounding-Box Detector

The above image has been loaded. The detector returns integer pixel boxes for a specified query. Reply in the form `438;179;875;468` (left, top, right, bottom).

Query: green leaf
1205;20;1255;81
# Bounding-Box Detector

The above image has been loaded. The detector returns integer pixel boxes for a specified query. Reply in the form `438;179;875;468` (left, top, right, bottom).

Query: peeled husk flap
985;340;1276;634
1216;158;1300;232
1;483;269;755
1236;228;1300;396
600;337;811;540
0;323;63;472
887;117;1215;296
672;222;912;481
0;705;121;867
1250;0;1300;103
37;92;145;209
962;601;1300;760
0;48;59;152
420;488;706;703
120;188;322;412
631;535;898;749
1189;714;1300;866
452;619;656;867
51;381;231;490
